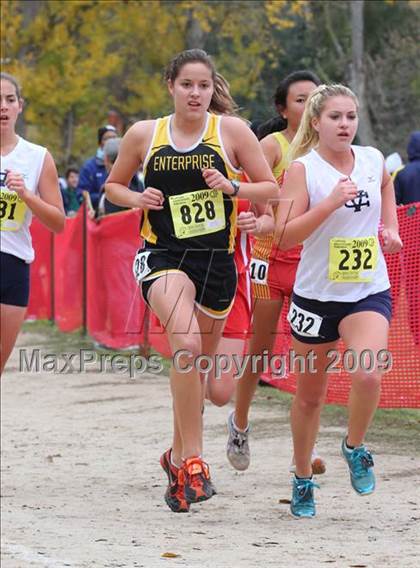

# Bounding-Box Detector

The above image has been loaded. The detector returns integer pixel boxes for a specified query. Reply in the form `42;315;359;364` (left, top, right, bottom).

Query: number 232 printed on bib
288;302;323;338
329;236;378;283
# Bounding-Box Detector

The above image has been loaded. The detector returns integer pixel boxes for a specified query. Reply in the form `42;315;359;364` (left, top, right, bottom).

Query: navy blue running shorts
288;289;392;344
0;252;30;307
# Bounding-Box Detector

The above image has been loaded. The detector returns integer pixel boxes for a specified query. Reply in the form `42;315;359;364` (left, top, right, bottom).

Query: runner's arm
380;164;402;253
105;122;161;209
203;117;278;204
6;151;65;233
274;163;358;249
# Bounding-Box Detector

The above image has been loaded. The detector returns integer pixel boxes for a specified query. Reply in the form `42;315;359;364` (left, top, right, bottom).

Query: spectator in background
394;131;420;347
385;152;404;181
61;167;81;217
107;109;124;135
394;131;420;205
77;125;117;209
97;137;143;217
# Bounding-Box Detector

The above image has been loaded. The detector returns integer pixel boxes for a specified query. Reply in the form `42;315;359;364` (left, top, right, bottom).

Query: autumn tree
1;0;417;166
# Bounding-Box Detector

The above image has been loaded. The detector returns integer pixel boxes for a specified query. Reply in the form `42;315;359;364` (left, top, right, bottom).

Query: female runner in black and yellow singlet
139;111;240;318
106;49;278;513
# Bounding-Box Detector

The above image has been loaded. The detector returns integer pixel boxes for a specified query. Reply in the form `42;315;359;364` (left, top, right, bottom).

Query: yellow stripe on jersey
252;131;290;261
228;197;238;253
271;132;290;182
252;281;271;300
141;210;158;244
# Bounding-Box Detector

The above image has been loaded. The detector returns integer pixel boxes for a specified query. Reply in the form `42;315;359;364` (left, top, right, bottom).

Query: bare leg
1;304;27;375
148;274;202;462
291;338;337;478
339;311;389;447
234;297;284;430
206;336;245;406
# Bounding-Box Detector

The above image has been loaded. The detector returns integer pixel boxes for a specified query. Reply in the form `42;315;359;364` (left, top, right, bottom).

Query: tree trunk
63;108;74;169
16;0;43;137
185;9;204;49
349;0;376;145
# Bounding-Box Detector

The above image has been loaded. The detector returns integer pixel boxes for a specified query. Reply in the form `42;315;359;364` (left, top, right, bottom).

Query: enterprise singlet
141;113;240;254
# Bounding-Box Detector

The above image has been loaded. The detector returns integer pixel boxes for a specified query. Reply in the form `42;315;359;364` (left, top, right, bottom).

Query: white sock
233;414;249;433
170;452;180;469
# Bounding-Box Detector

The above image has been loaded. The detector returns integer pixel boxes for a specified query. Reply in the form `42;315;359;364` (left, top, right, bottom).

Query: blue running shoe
290;476;319;518
341;438;375;495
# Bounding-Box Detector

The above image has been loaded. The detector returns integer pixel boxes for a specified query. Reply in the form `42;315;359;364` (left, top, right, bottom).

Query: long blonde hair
289;84;359;160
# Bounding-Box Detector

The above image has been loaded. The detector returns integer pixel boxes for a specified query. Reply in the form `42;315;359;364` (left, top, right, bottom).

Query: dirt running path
1;333;419;568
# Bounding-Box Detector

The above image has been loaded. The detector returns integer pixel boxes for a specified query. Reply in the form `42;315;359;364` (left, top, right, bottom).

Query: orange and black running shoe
160;449;189;513
179;456;216;504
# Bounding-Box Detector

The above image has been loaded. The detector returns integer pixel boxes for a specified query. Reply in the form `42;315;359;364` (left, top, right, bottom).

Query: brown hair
165;49;239;116
0;72;22;99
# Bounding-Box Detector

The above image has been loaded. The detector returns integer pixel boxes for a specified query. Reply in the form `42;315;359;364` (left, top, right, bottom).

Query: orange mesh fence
54;210;84;332
26;222;53;321
260;203;420;408
86;210;147;349
28;203;419;407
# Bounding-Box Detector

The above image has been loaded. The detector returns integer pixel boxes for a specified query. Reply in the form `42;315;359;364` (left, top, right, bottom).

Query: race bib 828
169;189;225;239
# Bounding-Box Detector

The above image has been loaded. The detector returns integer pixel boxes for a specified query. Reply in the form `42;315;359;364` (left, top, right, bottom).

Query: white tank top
0;137;47;263
293;146;390;302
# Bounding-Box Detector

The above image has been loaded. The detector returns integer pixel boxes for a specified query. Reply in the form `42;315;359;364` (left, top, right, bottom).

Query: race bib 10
329;236;378;283
169;188;225;239
250;258;269;285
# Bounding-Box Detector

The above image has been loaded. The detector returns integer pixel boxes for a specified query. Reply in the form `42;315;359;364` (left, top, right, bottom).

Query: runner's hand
202;168;232;195
327;177;359;209
138;187;164;210
382;227;402;253
5;170;28;199
237;211;258;234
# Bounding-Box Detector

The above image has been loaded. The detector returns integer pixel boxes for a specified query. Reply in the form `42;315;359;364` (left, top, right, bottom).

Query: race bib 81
0;189;27;231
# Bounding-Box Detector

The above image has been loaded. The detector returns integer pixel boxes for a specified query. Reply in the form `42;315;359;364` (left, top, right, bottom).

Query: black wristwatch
230;179;240;196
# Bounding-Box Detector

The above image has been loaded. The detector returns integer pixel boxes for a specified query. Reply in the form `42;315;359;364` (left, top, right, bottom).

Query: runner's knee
171;335;202;363
295;391;325;413
352;369;382;391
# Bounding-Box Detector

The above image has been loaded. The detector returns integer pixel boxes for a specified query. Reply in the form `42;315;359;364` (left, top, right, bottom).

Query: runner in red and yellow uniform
226;71;326;474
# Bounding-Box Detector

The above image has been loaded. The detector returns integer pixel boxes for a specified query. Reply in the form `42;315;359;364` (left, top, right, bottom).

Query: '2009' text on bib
0;189;27;231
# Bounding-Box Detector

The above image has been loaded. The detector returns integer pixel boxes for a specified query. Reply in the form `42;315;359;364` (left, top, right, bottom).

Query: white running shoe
226;410;250;471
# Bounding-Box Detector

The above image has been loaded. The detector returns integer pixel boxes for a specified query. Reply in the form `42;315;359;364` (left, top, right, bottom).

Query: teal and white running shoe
341;438;375;495
290;476;319;518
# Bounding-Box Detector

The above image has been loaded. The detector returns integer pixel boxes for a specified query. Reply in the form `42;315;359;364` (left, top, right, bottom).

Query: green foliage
1;0;418;168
